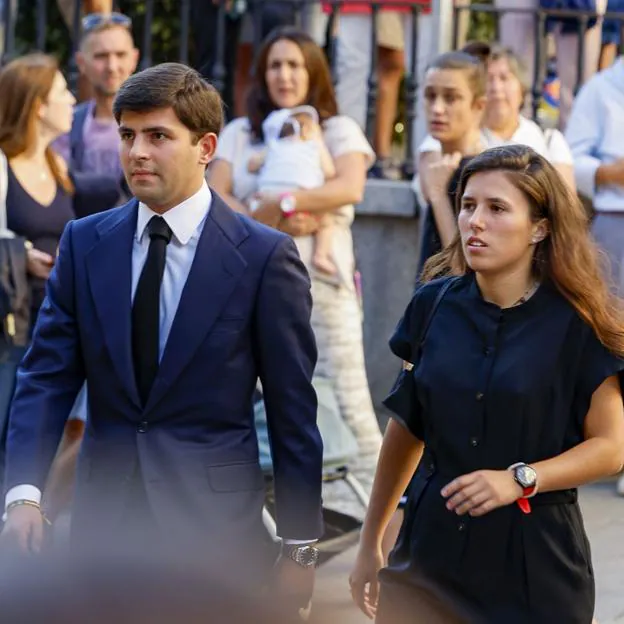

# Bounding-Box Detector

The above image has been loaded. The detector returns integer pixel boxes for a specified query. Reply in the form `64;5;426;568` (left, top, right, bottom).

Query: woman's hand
421;152;462;202
27;248;54;280
441;470;523;517
279;213;320;237
250;193;282;228
349;543;384;620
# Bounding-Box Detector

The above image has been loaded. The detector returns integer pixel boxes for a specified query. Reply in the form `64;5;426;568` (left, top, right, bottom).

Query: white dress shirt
5;181;312;544
565;59;624;211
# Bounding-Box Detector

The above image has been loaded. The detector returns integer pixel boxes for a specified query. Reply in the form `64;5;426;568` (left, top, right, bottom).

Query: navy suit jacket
4;192;323;564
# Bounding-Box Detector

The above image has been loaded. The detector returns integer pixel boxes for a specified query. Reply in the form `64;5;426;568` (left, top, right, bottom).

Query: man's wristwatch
509;462;538;498
279;192;297;216
282;544;319;569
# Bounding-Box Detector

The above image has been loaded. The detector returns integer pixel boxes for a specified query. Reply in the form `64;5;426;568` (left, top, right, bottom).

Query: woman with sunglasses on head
350;145;624;623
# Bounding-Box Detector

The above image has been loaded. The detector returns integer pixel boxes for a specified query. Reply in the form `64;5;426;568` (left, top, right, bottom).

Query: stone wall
352;179;423;424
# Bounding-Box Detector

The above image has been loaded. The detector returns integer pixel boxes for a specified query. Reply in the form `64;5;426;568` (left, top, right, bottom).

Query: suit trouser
496;0;602;129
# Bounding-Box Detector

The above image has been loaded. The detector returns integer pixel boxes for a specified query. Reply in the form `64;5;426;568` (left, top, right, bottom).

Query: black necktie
132;215;173;405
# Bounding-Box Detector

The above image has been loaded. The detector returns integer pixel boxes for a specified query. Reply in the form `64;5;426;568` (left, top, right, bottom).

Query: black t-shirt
6;167;75;318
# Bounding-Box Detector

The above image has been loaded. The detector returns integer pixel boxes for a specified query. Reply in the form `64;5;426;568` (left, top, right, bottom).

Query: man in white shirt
1;62;323;612
566;56;624;496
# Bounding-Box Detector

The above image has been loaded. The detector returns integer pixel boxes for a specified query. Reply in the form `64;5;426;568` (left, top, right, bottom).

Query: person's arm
291;150;367;211
251;151;368;227
247;149;267;174
71;171;124;217
255;236;323;540
545;130;576;191
254;235;322;605
554;163;576;191
350;419;424;618
565;79;608;198
443;375;624;517
421;152;462;248
318;140;336;179
532;375;624;490
53;152;122;217
2;221;85;551
206;159;251;215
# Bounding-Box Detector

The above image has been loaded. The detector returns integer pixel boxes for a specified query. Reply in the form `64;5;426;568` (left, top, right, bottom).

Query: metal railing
1;0;430;177
453;2;624;122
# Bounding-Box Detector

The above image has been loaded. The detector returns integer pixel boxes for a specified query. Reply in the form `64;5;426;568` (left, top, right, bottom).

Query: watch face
280;195;296;215
515;465;537;488
293;546;318;568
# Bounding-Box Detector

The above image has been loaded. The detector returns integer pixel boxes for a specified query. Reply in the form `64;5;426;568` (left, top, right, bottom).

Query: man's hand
272;555;315;620
1;504;45;553
441;470;524;517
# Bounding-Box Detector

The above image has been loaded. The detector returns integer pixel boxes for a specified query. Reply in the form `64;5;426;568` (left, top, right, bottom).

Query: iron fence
1;0;430;176
454;2;624;122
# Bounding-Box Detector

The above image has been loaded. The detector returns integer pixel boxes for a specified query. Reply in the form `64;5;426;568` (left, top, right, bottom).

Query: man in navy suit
1;62;323;608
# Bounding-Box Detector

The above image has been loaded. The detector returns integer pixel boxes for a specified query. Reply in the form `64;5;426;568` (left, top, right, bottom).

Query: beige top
214;115;375;289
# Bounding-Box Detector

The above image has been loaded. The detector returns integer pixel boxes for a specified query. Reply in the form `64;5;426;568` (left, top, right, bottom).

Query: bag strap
416;276;458;352
0;149;15;239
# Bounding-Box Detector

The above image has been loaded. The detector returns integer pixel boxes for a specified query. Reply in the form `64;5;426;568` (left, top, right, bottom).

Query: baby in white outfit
248;105;337;275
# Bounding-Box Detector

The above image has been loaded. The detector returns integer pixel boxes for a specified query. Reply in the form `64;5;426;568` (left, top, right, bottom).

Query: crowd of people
0;2;621;623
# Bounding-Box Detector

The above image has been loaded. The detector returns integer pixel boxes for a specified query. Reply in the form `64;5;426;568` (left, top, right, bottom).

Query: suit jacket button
138;421;148;433
476;392;484;401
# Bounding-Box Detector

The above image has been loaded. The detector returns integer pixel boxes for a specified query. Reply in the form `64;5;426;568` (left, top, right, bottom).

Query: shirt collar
136;181;211;245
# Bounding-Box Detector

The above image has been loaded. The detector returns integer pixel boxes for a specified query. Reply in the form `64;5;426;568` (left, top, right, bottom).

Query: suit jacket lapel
85;201;141;409
144;195;249;413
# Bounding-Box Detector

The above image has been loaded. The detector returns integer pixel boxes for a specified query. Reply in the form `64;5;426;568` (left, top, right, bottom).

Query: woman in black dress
350;145;624;624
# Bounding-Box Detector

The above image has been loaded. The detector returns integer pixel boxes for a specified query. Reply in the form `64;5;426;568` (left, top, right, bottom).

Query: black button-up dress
381;275;624;624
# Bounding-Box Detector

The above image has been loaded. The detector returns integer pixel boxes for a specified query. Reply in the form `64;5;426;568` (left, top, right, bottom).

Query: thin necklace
511;281;540;307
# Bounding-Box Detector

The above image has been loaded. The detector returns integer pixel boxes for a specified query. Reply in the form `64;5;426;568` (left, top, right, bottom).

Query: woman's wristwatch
279;193;297;216
509;462;538;497
508;462;538;514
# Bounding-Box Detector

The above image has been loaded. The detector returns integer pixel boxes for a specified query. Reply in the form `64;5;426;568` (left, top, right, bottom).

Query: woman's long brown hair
422;145;624;357
0;53;73;193
246;27;338;141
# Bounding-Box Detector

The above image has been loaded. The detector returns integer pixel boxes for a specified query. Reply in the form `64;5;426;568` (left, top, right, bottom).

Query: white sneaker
617;474;624;497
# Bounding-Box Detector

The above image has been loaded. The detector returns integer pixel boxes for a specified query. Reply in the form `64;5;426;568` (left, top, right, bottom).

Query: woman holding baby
209;26;382;507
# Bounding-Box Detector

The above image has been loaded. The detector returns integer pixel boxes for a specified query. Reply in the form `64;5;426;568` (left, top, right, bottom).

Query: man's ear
198;132;218;166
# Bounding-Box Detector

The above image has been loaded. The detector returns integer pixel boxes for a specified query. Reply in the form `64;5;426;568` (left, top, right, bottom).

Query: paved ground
313;478;624;623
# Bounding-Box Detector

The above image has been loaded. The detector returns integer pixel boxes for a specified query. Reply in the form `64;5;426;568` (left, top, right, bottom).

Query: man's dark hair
113;62;223;141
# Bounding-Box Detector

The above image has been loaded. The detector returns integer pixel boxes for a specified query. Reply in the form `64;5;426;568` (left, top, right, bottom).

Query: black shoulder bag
0;150;31;362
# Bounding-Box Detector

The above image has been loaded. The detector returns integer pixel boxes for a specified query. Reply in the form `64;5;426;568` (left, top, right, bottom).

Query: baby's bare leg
313;216;337;275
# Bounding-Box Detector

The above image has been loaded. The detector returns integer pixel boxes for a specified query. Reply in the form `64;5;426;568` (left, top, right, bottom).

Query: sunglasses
82;12;132;33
